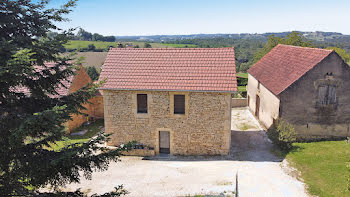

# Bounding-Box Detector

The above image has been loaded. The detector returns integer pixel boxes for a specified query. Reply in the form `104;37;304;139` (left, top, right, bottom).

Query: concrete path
62;107;309;197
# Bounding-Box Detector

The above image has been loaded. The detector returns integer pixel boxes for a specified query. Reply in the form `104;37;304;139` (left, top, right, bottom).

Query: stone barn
247;44;350;139
99;47;237;155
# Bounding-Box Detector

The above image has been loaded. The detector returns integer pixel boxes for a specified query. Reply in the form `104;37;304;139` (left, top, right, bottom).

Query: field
64;40;197;50
286;140;350;197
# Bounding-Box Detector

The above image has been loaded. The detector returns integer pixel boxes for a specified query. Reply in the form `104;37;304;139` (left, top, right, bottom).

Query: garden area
286;140;350;197
48;119;104;151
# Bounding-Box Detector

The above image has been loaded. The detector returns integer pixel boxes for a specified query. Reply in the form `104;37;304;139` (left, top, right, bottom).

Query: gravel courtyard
65;107;309;197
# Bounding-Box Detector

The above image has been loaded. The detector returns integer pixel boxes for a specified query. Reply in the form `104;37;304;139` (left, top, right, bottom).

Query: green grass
286;140;350;197
238;86;246;91
48;119;104;151
64;40;119;50
237;72;248;78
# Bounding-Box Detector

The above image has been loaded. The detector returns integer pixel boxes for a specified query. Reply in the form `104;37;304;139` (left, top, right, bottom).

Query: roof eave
98;87;236;93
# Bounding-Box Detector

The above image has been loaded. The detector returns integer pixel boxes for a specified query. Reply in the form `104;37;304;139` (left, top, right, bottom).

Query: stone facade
64;66;104;132
89;95;104;119
279;52;350;138
103;90;232;155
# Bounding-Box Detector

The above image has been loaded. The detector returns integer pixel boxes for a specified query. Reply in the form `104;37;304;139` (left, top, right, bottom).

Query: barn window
137;94;147;113
318;85;336;105
174;95;185;114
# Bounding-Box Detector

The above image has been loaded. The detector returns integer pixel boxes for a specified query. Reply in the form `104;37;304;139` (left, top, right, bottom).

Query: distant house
99;48;237;155
247;44;350;139
16;63;102;132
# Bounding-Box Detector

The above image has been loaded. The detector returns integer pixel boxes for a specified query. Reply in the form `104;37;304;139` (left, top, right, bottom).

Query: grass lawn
48;119;104;151
286;140;350;197
238;86;246;92
237;72;248;78
64;40;119;50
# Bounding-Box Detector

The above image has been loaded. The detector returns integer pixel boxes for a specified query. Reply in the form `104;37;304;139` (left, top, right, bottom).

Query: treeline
74;28;116;42
165;32;350;72
165;38;264;72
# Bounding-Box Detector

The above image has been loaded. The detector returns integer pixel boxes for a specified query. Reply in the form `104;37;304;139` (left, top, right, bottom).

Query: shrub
267;118;297;151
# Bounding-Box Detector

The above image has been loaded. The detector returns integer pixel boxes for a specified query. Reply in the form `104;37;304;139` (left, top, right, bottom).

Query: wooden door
255;95;260;118
159;131;170;154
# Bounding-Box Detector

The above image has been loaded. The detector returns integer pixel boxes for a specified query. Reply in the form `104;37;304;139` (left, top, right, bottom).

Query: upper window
318;85;336;105
137;94;148;113
174;95;185;114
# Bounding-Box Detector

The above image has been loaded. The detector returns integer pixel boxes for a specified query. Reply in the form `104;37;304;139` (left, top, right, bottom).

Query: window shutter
318;86;327;105
328;85;336;104
318;85;336;105
137;94;147;113
174;95;185;114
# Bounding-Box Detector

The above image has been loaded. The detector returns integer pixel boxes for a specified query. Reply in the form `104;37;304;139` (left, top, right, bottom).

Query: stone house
99;48;237;155
247;44;350;139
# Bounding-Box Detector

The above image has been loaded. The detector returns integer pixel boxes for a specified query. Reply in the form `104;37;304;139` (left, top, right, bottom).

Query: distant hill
115;31;346;42
115;31;350;51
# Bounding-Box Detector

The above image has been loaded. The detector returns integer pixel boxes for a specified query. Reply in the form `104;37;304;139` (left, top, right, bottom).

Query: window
174;95;185;114
318;85;336;105
137;94;147;113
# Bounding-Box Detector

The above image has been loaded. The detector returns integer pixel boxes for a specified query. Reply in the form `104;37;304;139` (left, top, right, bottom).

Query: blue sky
49;0;350;36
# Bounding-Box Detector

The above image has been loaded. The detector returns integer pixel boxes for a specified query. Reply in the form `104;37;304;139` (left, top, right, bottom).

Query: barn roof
14;62;75;97
99;47;237;92
248;44;333;95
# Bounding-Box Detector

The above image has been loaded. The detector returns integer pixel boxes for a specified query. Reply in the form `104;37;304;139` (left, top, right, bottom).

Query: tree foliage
86;66;100;81
0;0;126;195
144;42;152;48
267;119;297;151
254;32;314;63
76;28;116;42
326;47;350;63
77;28;93;41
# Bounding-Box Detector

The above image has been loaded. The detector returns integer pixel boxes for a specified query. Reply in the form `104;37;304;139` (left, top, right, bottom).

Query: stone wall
279;52;350;138
89;95;104;118
247;73;280;128
231;98;247;108
103;90;232;155
65;66;93;133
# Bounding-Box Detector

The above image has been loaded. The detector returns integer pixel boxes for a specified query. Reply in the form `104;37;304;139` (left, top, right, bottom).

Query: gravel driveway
64;108;309;197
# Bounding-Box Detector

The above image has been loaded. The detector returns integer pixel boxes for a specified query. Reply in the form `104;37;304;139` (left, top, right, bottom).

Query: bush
267;119;296;151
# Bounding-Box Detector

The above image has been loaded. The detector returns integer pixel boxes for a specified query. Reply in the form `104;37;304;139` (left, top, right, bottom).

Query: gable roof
248;44;333;95
99;48;237;92
15;62;75;97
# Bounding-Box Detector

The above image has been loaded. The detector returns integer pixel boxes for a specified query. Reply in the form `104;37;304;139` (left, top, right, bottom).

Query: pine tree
0;0;129;195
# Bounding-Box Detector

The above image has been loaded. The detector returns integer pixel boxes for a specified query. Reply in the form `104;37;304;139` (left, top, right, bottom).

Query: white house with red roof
99;47;237;155
247;44;350;139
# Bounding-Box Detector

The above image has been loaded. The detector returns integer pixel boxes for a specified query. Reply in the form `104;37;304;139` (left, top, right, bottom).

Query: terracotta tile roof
248;44;333;95
99;48;237;92
14;62;74;97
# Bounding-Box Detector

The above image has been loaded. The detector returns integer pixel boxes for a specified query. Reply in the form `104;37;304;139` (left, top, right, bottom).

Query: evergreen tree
0;0;130;195
86;66;100;81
